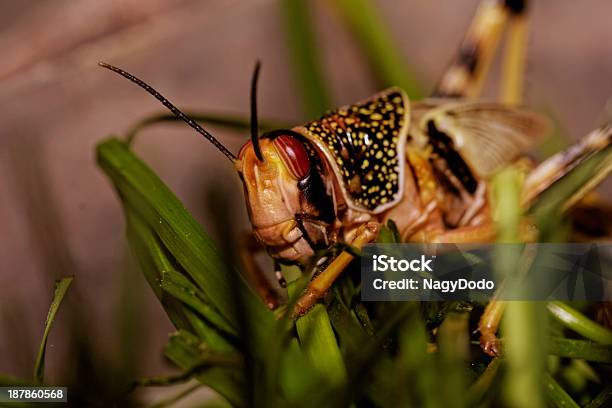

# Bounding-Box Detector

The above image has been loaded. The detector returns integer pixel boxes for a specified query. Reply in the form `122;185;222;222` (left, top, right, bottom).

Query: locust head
236;131;336;263
99;61;336;265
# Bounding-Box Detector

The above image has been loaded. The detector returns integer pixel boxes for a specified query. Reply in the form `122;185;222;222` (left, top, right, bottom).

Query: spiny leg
293;222;380;317
239;233;280;310
433;0;528;99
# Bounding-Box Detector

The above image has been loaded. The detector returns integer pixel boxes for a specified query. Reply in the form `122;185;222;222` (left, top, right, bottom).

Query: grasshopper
100;0;612;355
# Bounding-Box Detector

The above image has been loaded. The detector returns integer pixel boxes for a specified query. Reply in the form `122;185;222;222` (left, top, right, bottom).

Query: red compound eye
273;135;311;179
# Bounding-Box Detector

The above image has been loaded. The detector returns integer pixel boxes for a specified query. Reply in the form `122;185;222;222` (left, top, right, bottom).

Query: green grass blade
528;144;612;217
544;373;580;408
0;373;35;387
437;312;469;408
133;352;241;389
394;307;437;408
548;302;612;344
97;138;274;353
33;276;73;383
258;277;319;406
548;337;612;363
492;168;547;408
327;294;369;359
127;203;235;352
328;0;423;98
125;112;289;146
327;294;393;406
125;205;193;331
502;301;547;408
281;0;332;117
491;167;523;243
295;304;347;388
346;303;418;405
160;269;236;340
164;330;245;407
376;220;400;244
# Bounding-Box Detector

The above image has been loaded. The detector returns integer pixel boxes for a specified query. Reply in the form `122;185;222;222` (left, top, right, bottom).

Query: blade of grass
528;141;612;217
132;352;242;389
125;204;195;331
393;306;439;408
437;312;469;408
327;293;369;358
548;302;612;344
281;0;332;117
293;302;417;408
125;112;289;146
328;293;393;407
491;167;523;243
164;330;245;407
294;304;347;388
548;337;612;363
288;280;346;394
544;373;580;408
328;0;423;98
33;276;73;383
257;275;319;406
97;138;274;353
502;301;548;408
127;201;240;352
0;373;35;387
125;202;236;351
160;269;237;340
492;167;547;408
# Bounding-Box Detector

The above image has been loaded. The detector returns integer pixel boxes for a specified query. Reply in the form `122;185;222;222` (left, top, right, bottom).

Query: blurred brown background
1;0;611;402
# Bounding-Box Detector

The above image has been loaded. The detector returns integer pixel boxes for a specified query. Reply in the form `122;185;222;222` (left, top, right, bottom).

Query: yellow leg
293;222;380;317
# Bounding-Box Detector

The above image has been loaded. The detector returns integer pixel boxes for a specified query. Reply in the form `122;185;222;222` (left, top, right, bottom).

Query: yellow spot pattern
302;89;408;210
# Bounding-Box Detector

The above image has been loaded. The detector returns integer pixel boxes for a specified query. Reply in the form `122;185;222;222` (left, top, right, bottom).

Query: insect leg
239;233;280;310
425;221;505;357
293;222;380;317
479;300;506;356
499;1;529;104
434;0;527;99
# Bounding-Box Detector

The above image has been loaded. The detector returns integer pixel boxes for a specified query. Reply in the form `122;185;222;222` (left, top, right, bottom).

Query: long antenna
250;60;264;161
98;62;237;162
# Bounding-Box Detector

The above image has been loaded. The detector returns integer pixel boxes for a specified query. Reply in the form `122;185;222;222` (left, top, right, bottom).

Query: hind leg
434;0;533;357
500;1;530;104
434;0;529;101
